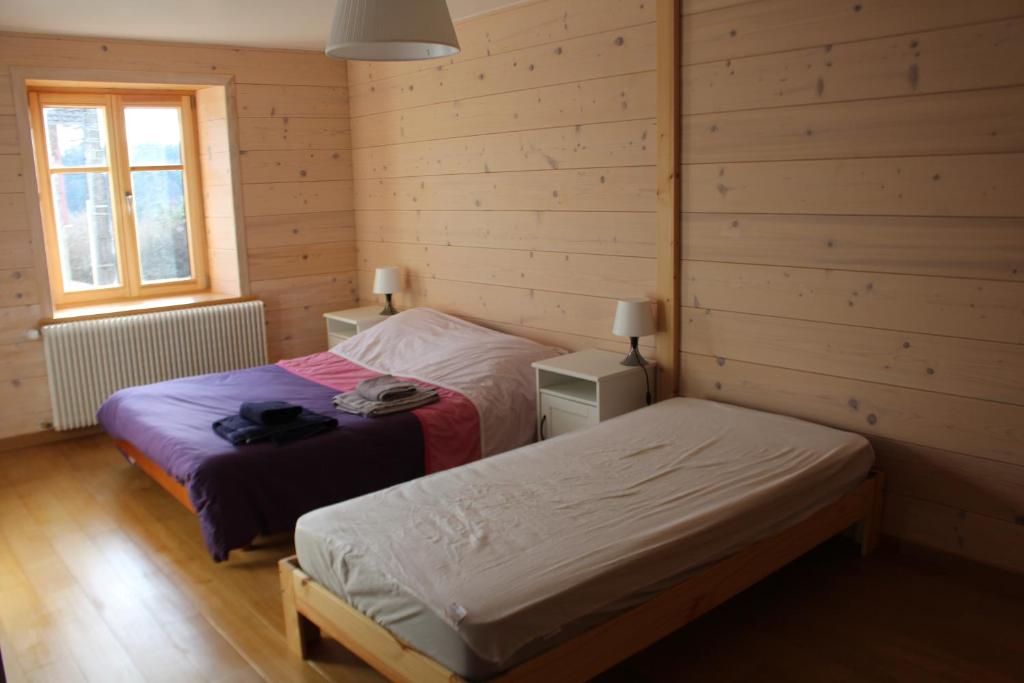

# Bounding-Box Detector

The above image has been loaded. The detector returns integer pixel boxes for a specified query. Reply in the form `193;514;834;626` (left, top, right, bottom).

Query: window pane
124;107;183;166
43;107;108;168
50;173;120;291
131;170;192;283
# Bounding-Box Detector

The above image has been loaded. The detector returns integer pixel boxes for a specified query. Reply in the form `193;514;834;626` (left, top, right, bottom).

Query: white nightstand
323;306;390;347
531;349;657;440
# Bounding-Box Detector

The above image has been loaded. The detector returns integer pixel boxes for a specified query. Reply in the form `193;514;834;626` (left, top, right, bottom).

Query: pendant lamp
326;0;460;61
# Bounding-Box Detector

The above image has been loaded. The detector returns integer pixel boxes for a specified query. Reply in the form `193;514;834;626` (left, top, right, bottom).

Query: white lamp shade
373;266;402;294
326;0;460;61
612;299;656;338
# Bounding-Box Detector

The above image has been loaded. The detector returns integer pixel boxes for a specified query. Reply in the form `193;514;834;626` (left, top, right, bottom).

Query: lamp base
380;293;398;316
620;338;649;366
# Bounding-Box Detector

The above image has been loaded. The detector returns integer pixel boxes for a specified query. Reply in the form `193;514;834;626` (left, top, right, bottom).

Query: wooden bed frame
117;439;195;512
279;470;885;683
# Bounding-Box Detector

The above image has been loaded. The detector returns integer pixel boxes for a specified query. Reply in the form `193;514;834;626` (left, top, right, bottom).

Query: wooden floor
0;436;1021;683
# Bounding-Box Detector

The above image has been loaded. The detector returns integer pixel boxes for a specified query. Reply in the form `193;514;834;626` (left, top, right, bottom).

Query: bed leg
857;470;885;557
280;557;320;658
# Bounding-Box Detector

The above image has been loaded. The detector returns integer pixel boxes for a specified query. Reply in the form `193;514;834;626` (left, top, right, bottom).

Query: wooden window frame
28;88;209;308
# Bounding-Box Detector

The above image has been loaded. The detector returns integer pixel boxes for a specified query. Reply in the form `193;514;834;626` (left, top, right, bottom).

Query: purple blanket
97;364;424;561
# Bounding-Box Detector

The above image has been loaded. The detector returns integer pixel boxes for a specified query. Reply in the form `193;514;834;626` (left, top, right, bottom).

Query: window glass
131;170;192;282
43;107;108;168
33;92;206;304
50;172;120;291
124;107;183;166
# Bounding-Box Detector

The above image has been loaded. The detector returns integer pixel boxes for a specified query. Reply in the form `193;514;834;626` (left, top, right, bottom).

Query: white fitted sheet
295;398;873;678
331;308;563;457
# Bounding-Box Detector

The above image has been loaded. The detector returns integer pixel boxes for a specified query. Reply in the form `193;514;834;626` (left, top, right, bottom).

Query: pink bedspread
279;352;481;473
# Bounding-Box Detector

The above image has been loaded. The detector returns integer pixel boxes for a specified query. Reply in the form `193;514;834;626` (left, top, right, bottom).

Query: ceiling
0;0;524;51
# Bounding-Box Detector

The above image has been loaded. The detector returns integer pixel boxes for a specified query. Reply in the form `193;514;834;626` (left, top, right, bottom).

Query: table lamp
373;266;401;315
612;299;655;366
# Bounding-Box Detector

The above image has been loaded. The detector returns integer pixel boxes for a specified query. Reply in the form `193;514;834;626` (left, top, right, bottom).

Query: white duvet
330;307;563;456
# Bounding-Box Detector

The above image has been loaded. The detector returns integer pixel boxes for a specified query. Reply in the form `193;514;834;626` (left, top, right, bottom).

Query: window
29;90;207;307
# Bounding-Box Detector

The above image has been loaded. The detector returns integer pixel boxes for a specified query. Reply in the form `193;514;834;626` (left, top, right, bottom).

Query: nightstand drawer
324;306;391;349
326;316;383;339
533;349;656;441
539;393;597;440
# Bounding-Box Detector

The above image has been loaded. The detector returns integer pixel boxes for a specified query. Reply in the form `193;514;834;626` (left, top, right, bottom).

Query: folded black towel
213;409;338;446
240;400;303;425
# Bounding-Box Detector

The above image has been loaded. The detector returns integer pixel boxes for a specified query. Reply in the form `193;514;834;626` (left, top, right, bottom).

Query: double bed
97;308;562;560
281;397;883;682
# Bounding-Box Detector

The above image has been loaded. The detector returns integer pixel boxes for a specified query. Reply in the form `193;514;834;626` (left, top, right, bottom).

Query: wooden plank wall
0;33;355;439
677;0;1024;572
347;0;660;354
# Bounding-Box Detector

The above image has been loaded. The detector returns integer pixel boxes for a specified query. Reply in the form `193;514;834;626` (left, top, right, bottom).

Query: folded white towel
356;375;419;402
333;387;439;417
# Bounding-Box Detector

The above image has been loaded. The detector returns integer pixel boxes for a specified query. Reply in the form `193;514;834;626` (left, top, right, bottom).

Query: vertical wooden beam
655;0;681;399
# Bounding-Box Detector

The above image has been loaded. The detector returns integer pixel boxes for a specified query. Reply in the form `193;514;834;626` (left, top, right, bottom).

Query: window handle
124;191;134;214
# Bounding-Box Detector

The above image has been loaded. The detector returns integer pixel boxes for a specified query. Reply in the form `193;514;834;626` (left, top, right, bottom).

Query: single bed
97;308;561;560
281;397;883;682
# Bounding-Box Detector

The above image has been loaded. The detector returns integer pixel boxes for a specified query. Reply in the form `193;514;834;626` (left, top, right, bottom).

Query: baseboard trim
0;426;103;453
881;535;1024;588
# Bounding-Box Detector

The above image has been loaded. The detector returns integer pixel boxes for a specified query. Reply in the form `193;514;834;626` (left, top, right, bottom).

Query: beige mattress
295;398;873;679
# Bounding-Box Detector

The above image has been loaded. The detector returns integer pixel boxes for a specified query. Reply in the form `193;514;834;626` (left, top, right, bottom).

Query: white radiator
42;300;267;430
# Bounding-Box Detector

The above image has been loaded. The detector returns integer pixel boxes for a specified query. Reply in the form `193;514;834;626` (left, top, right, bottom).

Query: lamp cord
629;343;652;406
641;361;652;405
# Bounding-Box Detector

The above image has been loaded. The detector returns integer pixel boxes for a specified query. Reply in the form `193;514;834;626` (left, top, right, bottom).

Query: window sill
45;292;254;324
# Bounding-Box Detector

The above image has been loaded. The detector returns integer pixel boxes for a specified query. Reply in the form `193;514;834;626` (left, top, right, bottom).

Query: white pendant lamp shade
612;299;656;338
373;266;402;294
326;0;460;61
